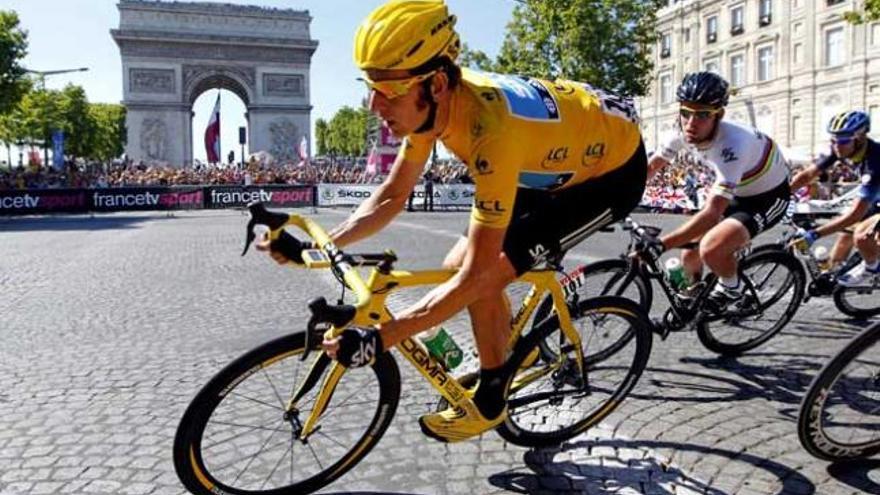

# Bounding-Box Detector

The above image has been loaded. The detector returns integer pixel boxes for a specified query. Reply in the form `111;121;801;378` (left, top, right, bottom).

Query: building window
759;0;772;26
794;22;803;36
683;27;691;44
793;42;803;65
661;32;672;58
758;45;774;81
660;74;673;104
827;0;845;6
825;26;845;66
730;54;745;86
707;16;718;43
792;116;801;141
705;60;720;74
730;5;745;35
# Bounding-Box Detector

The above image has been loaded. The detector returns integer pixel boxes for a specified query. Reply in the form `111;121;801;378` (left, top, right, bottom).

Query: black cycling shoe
705;284;744;314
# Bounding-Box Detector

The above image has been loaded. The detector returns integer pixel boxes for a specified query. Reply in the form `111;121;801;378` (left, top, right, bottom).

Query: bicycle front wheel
498;296;652;448
697;249;804;356
173;332;401;495
833;285;880;319
798;322;880;461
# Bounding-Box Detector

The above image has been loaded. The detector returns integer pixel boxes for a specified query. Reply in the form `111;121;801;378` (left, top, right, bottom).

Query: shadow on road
488;439;815;495
0;213;160;232
827;459;880;495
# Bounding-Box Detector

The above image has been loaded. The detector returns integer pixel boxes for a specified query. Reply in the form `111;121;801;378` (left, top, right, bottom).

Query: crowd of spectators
0;150;861;208
0;156;473;191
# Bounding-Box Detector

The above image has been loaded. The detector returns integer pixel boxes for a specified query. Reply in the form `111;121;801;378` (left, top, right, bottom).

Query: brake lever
242;201;290;256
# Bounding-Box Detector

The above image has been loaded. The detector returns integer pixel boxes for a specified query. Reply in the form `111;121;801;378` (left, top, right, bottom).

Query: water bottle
421;326;463;370
813;245;831;272
665;257;689;290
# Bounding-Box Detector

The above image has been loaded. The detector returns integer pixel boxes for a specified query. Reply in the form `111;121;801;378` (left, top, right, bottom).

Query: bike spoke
228;391;286;411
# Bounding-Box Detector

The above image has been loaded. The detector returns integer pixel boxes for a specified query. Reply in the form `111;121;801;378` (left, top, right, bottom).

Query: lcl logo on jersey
581;142;606;167
541;147;569;169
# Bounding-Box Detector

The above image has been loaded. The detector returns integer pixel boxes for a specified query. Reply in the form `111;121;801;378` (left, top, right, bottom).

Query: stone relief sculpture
269;119;299;161
130;69;175;94
141;118;168;161
264;74;303;97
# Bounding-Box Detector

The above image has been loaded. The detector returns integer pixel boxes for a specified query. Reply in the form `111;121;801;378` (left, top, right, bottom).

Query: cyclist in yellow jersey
259;0;648;442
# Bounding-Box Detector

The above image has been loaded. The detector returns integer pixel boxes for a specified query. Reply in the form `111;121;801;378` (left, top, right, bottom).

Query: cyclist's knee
442;237;468;270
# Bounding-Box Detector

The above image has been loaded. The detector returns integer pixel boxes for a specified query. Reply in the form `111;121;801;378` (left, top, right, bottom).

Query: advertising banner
317;184;474;208
90;187;204;212
204;185;314;209
0;189;89;215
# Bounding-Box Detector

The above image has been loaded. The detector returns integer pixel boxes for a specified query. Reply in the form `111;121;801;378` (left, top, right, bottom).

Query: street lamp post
22;67;89;168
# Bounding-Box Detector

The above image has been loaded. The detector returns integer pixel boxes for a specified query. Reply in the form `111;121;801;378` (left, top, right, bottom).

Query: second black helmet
676;71;729;107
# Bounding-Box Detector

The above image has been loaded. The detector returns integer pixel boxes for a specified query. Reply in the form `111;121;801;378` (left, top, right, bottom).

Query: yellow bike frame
266;214;586;441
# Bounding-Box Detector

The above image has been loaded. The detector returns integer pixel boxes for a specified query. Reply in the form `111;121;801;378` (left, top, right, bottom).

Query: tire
173;332;401;495
697;249;805;356
833;253;880;319
535;259;652;364
497;296;652;448
797;322;880;461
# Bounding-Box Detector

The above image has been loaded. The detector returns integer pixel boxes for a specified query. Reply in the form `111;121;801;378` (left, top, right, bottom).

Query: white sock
866;259;880;272
720;276;740;289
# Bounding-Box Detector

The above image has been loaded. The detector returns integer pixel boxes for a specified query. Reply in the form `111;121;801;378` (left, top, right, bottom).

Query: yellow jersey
402;68;643;228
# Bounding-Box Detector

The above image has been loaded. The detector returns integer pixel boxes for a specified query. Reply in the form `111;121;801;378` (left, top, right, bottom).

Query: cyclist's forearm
661;208;720;249
816;201;870;238
329;192;405;247
377;270;498;348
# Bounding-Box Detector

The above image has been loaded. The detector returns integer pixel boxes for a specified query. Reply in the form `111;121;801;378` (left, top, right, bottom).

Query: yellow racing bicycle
173;202;652;495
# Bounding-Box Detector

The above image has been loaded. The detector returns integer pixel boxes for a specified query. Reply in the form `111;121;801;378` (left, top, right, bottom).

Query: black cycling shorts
725;181;791;238
501;140;648;274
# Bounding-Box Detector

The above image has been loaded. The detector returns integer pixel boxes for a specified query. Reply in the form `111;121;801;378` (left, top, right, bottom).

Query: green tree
488;0;663;96
58;84;94;159
459;42;496;72
314;118;329;156
88;103;126;162
325;106;371;157
845;0;880;23
0;10;29;115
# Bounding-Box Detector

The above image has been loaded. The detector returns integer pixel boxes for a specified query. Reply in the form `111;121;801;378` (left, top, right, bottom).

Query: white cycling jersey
657;120;789;200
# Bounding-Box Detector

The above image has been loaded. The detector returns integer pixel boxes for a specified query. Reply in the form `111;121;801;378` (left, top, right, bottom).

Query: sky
4;0;516;163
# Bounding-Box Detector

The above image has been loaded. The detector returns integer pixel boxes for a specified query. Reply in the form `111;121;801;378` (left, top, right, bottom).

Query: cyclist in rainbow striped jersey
648;72;791;311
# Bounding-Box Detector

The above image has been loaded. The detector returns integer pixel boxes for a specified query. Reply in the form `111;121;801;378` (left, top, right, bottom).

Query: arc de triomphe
111;0;318;166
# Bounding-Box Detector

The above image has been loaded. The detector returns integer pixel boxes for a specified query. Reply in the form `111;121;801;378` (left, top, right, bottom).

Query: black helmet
676;71;730;107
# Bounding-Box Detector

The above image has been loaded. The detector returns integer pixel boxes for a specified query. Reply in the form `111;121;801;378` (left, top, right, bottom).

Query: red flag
204;94;221;163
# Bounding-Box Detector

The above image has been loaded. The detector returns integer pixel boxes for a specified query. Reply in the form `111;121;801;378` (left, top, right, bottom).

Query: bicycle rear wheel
173;332;401;495
798;322;880;461
535;258;652;364
697;249;804;356
498;296;652;448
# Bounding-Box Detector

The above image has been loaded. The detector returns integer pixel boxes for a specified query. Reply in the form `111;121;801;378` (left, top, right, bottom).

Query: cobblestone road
0;209;877;495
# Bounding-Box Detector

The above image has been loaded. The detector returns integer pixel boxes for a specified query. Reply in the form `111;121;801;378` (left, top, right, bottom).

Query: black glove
271;231;314;264
335;327;384;368
639;236;666;261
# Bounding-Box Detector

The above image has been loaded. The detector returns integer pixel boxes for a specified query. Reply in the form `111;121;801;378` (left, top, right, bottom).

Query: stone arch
112;0;318;166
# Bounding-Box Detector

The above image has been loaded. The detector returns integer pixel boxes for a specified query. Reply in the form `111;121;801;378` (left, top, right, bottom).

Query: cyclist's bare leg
854;214;880;265
700;219;750;279
443;235;513;367
681;245;703;282
830;232;854;267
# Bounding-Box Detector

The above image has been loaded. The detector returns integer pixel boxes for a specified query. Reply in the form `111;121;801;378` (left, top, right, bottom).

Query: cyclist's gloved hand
256;230;314;265
327;327;384;368
790;228;819;251
639;236;666;261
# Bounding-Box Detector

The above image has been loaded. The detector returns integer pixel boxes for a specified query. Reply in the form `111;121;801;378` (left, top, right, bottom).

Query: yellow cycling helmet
354;0;460;72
